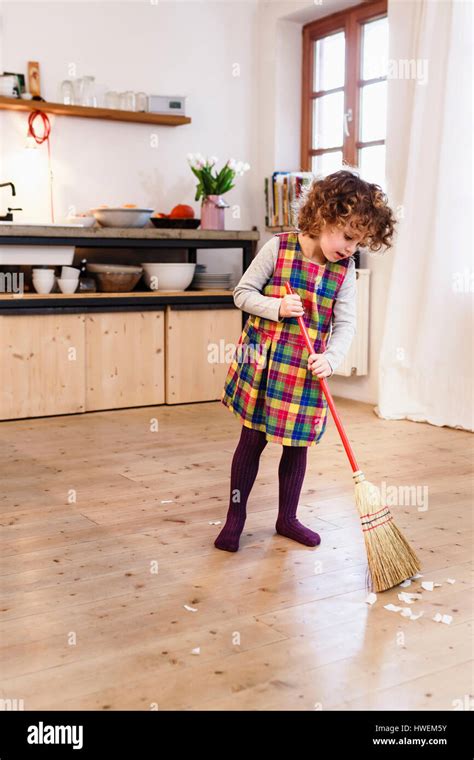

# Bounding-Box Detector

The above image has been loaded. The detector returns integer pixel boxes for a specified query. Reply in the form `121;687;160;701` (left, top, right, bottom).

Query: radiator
333;268;371;377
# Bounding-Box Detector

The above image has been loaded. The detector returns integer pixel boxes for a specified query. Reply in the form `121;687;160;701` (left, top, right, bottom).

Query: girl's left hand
307;353;332;379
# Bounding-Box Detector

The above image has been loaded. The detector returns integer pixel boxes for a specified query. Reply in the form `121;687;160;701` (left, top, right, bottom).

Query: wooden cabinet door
0;313;86;420
85;311;165;411
166;306;242;404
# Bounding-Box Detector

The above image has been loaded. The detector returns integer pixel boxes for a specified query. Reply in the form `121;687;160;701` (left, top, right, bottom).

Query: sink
0;245;75;265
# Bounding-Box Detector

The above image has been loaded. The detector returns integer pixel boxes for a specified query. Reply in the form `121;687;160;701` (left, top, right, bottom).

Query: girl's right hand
279;293;305;318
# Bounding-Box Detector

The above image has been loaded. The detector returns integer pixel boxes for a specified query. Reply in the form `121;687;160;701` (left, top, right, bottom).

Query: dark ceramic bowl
150;218;200;229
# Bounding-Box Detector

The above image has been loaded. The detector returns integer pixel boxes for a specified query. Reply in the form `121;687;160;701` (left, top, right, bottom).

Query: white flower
209;156;218;167
242;162;250;172
226;158;237;171
234;160;244;174
187;153;205;170
190;152;205;168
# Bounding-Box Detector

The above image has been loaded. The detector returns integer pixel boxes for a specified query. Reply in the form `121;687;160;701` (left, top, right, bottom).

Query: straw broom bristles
353;471;421;592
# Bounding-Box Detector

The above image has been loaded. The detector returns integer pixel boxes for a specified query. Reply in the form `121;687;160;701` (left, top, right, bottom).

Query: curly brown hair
296;169;396;252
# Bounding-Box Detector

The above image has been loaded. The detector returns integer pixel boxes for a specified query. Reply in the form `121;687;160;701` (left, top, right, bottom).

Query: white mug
61;266;80;280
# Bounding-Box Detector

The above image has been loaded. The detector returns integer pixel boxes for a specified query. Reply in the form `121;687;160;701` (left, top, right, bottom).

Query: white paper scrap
433;613;443;622
191;647;201;655
161;499;174;504
209;521;222;525
384;604;403;612
366;593;377;605
446;579;456;584
398;592;423;604
441;614;453;625
410;573;423;580
184;605;198;612
408;611;424;621
421;581;434;591
398;593;415;604
399;579;412;588
400;607;413;617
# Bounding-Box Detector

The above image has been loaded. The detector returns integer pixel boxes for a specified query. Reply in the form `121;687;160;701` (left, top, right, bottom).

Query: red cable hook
27;110;55;223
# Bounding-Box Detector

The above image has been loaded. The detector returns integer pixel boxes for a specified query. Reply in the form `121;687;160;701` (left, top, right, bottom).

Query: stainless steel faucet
0;182;22;222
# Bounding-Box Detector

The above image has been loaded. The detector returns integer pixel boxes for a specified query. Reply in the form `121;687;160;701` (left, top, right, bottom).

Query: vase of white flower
187;154;250;230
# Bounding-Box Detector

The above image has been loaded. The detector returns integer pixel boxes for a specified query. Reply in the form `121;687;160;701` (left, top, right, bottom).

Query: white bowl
57;278;78;293
141;263;196;292
61;266;81;279
32;278;55;294
90;208;154;228
66;215;96;227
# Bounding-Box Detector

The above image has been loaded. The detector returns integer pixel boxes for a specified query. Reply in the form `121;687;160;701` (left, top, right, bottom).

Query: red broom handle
285;281;360;473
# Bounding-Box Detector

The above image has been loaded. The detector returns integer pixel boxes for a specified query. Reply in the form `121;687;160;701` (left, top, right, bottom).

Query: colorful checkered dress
221;231;351;446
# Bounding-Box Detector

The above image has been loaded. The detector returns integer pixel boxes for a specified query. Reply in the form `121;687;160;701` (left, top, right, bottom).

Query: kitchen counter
0;227;257;419
0;225;259;324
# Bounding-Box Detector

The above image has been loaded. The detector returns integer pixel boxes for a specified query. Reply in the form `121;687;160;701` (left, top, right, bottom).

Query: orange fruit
169;204;195;219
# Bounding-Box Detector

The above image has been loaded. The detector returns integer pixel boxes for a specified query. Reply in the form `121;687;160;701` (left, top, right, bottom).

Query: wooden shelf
0;289;233;301
266;225;296;232
0;96;191;127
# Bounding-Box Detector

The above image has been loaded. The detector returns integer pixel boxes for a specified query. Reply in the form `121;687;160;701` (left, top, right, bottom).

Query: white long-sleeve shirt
233;235;357;376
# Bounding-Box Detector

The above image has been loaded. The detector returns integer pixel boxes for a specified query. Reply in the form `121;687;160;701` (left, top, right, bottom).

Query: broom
285;281;421;592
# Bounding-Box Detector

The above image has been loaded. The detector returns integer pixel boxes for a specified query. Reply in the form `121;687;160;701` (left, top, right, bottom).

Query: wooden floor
0;399;472;711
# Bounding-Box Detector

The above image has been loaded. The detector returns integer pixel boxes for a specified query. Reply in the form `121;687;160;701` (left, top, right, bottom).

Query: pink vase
200;194;229;230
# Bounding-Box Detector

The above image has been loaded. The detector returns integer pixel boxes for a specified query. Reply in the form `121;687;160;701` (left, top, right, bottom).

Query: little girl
216;169;395;552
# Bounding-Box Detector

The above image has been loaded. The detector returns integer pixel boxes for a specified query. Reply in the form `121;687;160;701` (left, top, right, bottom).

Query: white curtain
376;0;473;431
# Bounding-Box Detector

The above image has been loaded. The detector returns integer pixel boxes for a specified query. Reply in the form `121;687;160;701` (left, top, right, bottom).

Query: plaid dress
221;231;351;446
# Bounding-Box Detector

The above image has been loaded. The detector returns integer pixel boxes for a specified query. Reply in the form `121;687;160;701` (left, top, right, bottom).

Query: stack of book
265;172;314;228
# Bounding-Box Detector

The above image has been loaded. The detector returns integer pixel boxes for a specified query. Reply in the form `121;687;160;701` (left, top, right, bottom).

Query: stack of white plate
192;272;233;290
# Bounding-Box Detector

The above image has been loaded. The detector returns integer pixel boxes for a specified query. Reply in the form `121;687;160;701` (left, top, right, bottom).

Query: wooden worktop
0;225;260;241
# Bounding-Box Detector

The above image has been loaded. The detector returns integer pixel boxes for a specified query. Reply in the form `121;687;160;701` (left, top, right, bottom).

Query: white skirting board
333;269;371;377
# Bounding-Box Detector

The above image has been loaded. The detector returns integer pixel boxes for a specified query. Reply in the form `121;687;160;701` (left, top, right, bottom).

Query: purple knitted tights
215;425;320;552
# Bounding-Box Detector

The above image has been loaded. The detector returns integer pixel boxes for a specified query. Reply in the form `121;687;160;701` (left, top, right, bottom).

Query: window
301;0;388;187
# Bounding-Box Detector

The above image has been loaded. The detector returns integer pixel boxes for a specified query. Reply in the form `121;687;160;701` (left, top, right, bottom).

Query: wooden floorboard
0;399;472;710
